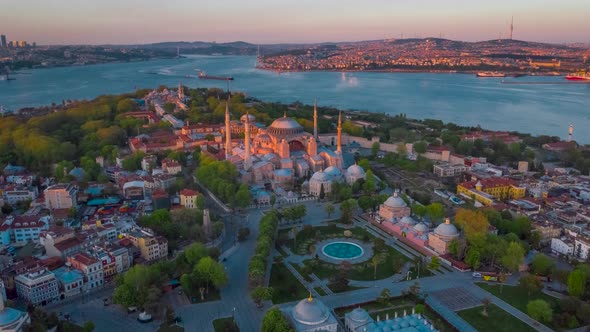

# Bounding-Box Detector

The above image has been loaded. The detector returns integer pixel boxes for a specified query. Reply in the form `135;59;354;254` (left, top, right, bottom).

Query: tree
465;248;481;270
261;307;294;332
378;288;391;305
371;142;381;157
428;256;441;271
270;194;276;208
481;298;491;316
112;283;137;308
500;242;525;272
425;203;445;221
414;141;427;154
362;170;376;194
518;275;542;296
339;199;357;224
527;299;553;323
82;321;95;332
324;203;335;218
531;254;555;276
567;269;587;297
251;286;274;305
234;184;252;209
319;183;325;200
194;257;228;294
454;209;490;244
165;305;176;325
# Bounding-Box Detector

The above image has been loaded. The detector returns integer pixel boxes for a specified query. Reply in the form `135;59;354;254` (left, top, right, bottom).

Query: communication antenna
510;16;514;40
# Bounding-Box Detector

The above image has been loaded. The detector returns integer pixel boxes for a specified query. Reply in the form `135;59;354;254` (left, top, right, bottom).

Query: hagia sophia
222;100;366;195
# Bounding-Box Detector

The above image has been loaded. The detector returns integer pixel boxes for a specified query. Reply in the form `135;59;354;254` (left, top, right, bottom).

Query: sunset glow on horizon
1;0;590;45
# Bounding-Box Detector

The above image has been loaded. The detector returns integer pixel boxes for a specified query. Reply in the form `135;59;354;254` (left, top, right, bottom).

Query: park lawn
458;304;536;332
212;317;239;332
286;224;374;253
269;263;309;304
475;283;560;314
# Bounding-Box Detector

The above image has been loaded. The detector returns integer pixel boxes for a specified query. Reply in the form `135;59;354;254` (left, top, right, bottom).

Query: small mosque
377;191;461;255
281;293;438;332
282;294;339;332
223;100;366;194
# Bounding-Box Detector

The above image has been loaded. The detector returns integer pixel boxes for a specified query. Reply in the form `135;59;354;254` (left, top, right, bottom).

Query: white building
551;237;574;257
44;183;78;210
574;237;590;260
15;268;60;305
2;186;38;206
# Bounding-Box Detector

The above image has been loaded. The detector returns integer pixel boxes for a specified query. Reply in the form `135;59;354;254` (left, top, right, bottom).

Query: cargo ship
198;71;234;81
565;70;590;81
476;71;506;78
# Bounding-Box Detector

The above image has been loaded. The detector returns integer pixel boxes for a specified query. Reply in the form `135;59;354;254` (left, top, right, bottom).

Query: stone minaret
313;98;318;141
225;99;232;160
203;209;211;240
244;113;252;170
336;111;342;153
178;82;184;100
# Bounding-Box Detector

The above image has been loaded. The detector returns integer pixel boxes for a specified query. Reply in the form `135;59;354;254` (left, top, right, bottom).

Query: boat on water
198;71;234;81
565;70;590;81
476;71;506;78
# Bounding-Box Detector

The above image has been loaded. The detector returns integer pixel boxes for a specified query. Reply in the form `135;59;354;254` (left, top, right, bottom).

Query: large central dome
292;297;330;326
268;116;304;136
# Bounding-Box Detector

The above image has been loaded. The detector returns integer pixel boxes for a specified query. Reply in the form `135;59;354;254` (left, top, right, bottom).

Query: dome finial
445;217;451;225
308;292;313;302
283;111;287;118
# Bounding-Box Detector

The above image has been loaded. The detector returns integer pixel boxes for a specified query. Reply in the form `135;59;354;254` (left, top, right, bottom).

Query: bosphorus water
1;55;589;142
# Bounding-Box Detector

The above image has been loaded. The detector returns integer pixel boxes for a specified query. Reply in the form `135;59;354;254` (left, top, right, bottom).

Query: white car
472;272;482;278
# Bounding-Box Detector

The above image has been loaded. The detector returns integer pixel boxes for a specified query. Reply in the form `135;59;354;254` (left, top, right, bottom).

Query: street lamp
232;307;236;323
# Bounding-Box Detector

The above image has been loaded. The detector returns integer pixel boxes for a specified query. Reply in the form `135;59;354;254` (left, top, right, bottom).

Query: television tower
510;16;514;40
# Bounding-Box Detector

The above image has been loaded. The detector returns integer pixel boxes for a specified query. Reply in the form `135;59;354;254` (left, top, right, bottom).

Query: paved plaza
430;287;482;311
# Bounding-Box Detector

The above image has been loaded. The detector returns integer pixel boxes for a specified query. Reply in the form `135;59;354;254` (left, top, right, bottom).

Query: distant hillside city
1;32;589;74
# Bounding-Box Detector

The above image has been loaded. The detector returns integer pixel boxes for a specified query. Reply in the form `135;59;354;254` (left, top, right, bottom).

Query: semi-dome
413;222;429;233
346;164;366;177
268;116;303;135
240;113;256;123
400;216;416;226
310;171;331;182
348;308;370;323
384;192;407;209
434;218;459;238
292;297;330;325
324;166;342;177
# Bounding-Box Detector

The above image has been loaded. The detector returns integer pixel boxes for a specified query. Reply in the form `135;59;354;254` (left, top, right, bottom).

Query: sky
1;0;590;45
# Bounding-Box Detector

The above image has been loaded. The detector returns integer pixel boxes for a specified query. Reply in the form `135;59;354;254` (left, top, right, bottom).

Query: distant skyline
2;0;590;45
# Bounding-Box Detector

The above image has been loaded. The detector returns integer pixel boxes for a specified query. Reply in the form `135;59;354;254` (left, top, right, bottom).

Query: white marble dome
240;113;255;123
384;192;407;208
292;297;330;325
400;216;416;226
346;164;366;177
413;223;429;233
268;116;304;135
434;218;460;238
348;308;370;323
311;170;331;182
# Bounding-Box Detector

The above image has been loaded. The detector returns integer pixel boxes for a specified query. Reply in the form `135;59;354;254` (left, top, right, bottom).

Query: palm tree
482;298;491;316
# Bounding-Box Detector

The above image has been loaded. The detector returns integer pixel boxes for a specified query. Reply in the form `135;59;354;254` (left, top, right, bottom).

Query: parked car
472;272;482;278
